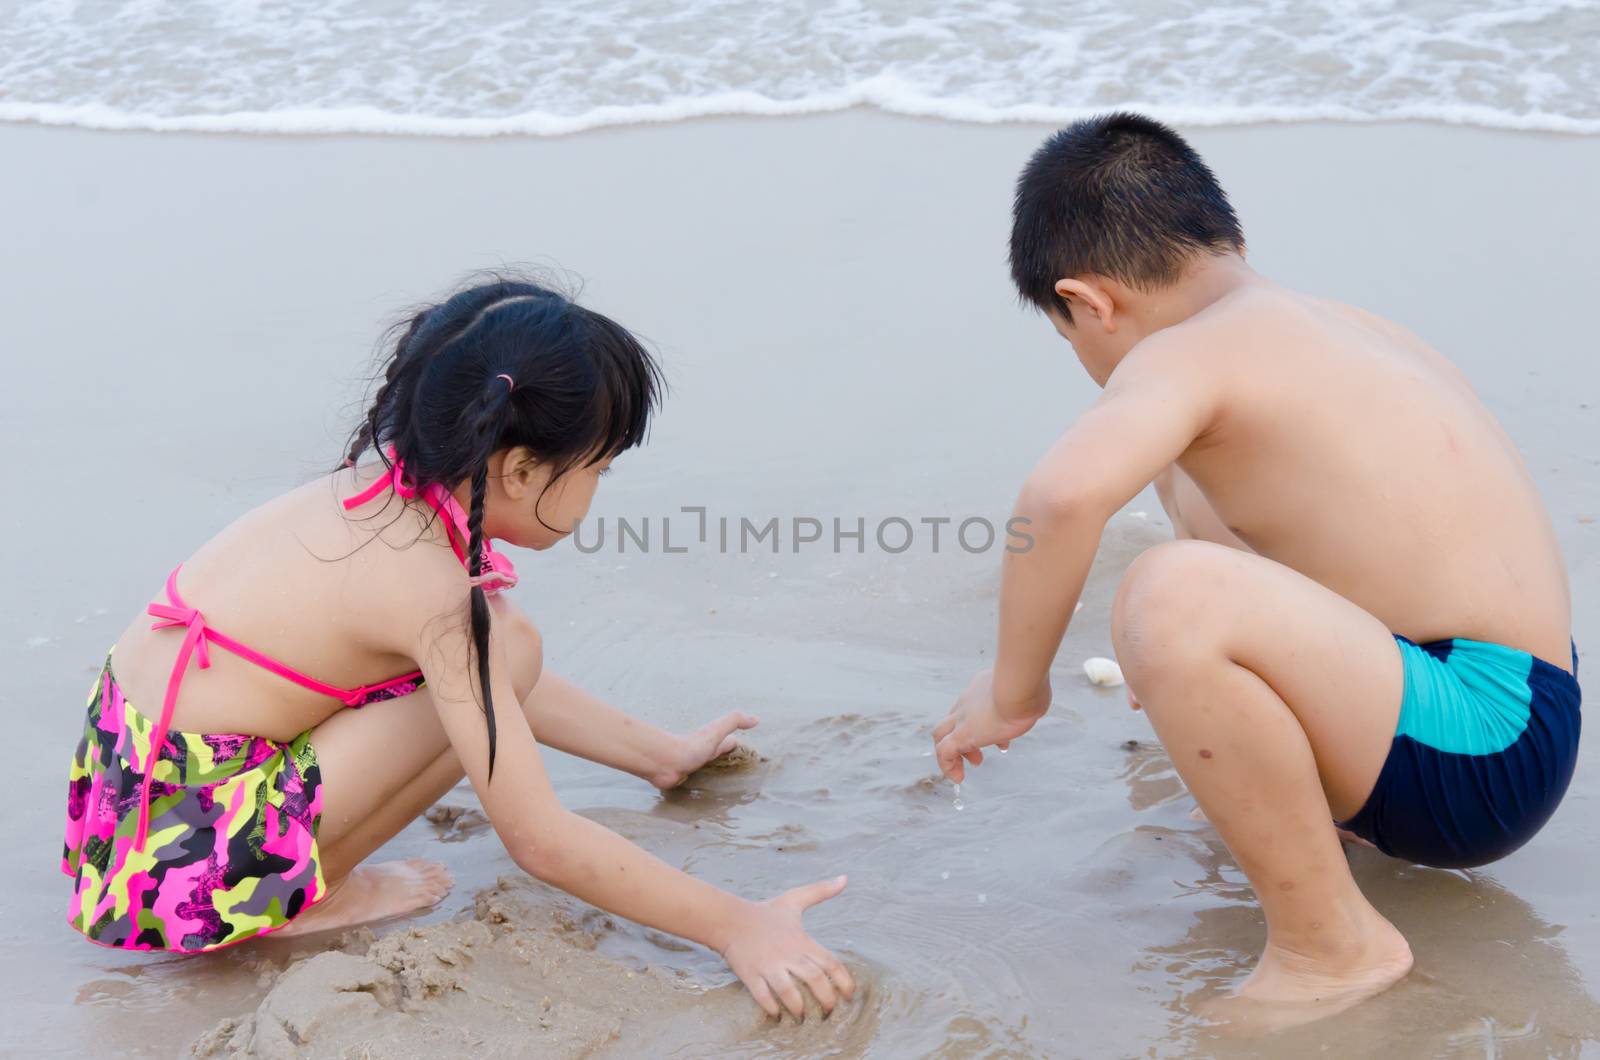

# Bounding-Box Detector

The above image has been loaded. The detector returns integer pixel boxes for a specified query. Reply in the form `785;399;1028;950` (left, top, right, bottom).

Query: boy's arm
525;671;758;790
935;337;1221;780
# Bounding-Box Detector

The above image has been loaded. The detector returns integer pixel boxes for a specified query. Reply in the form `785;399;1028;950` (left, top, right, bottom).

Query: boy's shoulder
1128;285;1417;373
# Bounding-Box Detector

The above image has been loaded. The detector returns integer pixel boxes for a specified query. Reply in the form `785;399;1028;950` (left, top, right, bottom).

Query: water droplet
998;746;1008;754
953;798;964;811
977;893;988;904
940;871;950;880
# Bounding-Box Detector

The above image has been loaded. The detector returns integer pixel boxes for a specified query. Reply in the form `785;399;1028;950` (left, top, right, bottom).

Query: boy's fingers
714;733;739;757
735;711;760;730
963;748;984;767
996;740;1010;751
932;715;956;742
934;735;964;782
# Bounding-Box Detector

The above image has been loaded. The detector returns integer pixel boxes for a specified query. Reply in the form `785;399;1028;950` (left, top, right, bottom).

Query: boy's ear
1053;277;1117;332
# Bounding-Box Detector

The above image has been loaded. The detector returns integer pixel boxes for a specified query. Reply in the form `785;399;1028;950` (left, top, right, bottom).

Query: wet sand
3;114;1597;1057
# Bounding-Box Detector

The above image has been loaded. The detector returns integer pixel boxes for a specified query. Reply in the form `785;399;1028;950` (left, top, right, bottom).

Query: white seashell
1129;510;1148;520
1083;656;1125;687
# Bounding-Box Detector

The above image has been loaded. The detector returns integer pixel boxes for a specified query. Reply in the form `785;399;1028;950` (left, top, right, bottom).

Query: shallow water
2;115;1597;1056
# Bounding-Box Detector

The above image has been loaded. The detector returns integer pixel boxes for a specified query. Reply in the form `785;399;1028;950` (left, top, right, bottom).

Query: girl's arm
417;596;852;1019
526;671;758;790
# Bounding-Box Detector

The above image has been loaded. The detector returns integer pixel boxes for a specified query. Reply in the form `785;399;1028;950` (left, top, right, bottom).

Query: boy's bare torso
1151;285;1571;669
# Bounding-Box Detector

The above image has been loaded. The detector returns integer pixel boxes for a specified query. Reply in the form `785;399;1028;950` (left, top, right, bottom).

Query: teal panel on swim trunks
1394;638;1533;756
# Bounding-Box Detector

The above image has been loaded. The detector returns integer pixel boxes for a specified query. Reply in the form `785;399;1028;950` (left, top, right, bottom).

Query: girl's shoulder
312;471;479;642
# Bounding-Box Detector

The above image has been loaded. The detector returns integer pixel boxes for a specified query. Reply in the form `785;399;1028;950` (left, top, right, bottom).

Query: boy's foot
276;859;453;938
1199;913;1413;1034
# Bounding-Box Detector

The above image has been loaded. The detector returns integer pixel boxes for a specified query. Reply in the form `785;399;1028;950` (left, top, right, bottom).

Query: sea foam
2;1;1594;136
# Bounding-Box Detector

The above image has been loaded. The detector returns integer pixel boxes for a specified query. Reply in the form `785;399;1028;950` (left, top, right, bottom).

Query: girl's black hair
343;276;663;777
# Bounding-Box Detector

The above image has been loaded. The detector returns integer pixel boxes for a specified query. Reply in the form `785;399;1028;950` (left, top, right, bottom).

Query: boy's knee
1112;541;1231;672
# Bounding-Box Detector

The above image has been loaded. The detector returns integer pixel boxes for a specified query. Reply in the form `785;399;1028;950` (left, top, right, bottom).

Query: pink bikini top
132;455;518;851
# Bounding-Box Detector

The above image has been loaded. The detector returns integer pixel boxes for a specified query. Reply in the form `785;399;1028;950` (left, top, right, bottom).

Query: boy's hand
720;876;856;1020
652;711;760;790
933;668;1050;783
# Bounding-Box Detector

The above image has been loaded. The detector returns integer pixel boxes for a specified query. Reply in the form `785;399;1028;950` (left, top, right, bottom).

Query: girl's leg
1112;540;1413;1029
276;686;461;937
280;598;543;937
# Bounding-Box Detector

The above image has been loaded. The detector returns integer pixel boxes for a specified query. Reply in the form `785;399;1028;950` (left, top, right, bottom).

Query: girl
61;278;853;1021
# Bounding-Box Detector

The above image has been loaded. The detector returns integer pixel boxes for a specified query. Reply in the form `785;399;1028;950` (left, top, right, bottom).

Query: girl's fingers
783;874;848;910
714;733;739;758
797;958;838;1014
747;974;781;1019
813;948;856;999
775;974;807;1020
715;710;758;735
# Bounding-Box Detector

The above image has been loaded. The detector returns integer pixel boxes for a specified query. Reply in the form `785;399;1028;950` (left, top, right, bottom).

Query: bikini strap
134;567;379;852
137;569;214;850
343;449;518;592
342;455;417;510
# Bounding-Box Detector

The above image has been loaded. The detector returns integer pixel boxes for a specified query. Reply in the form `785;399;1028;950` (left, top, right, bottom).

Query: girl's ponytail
463;376;511;776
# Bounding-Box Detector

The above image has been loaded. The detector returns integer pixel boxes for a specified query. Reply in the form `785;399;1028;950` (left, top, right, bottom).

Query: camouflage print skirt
61;658;325;952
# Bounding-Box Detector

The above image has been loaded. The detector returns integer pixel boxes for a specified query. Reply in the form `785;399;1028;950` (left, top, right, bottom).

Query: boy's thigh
310;687;452;849
1113;540;1404;819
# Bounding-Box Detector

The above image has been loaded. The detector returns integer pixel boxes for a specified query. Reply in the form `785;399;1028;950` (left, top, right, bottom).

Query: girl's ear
499;447;541;500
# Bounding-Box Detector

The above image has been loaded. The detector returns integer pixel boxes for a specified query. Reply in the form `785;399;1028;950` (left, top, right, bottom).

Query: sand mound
192;874;877;1059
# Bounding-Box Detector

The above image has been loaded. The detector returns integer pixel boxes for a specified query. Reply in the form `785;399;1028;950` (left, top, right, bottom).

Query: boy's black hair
344;276;663;777
1009;112;1244;322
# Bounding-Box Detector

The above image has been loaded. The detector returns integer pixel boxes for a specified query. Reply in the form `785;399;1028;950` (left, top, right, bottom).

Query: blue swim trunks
1336;636;1581;869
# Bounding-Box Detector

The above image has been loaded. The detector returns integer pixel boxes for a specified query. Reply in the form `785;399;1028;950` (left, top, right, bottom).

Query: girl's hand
720;876;855;1019
933;668;1048;783
652;711;760;790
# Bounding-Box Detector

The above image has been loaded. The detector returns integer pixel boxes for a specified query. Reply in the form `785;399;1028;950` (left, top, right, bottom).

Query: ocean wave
1;0;1595;137
3;92;1597;138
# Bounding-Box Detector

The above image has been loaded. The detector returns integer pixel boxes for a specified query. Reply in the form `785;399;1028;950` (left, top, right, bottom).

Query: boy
933;113;1580;1027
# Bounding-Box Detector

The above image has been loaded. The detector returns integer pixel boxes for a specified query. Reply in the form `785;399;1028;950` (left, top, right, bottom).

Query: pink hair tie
495;373;515;392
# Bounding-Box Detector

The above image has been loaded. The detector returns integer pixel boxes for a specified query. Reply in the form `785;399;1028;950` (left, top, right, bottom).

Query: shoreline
4;106;1600;143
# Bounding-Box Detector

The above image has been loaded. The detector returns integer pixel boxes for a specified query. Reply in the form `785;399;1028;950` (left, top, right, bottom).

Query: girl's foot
277;859;453;938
